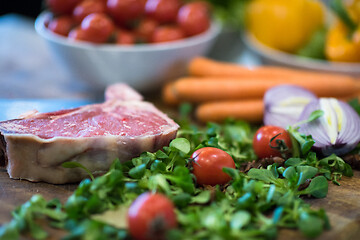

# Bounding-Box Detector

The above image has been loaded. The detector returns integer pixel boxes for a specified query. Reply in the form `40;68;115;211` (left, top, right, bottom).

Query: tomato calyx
269;133;291;156
186;152;200;168
147;214;171;240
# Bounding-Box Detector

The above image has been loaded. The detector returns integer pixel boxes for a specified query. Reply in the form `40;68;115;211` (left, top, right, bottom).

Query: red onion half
264;85;317;128
298;98;360;156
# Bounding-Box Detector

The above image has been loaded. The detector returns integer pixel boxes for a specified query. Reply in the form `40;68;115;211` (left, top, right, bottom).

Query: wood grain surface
0;169;359;239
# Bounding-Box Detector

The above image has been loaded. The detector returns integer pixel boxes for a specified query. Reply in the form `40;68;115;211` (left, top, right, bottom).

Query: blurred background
0;0;97;100
1;0;360;102
0;0;255;101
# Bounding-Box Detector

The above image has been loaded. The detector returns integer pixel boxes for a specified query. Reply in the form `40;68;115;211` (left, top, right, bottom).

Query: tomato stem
269;133;289;153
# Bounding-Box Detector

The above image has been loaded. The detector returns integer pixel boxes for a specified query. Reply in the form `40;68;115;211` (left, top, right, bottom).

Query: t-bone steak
0;85;179;184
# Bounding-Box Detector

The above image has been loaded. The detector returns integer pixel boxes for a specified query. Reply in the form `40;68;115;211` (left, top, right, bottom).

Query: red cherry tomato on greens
46;0;82;15
145;0;180;23
48;16;74;36
81;13;115;43
73;0;106;23
253;126;292;159
106;0;145;25
128;192;177;240
151;26;185;43
191;147;235;186
177;1;210;36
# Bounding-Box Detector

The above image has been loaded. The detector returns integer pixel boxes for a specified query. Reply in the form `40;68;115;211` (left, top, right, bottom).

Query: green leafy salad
0;102;358;240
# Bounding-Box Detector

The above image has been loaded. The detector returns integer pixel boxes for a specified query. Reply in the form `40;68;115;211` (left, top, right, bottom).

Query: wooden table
1;168;360;239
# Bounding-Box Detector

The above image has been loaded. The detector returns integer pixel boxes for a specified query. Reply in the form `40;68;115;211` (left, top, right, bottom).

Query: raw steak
0;86;179;184
105;83;143;102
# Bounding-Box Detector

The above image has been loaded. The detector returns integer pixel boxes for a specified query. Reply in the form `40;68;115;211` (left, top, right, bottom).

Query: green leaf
272;206;284;224
166;167;195;194
230;211;251;230
247;169;278;184
0;221;20;240
155;150;169;159
266;185;276;203
148;175;171;194
170;138;191;154
236;192;255;210
191;191;211;204
296;166;318;185
223;167;240;180
268;164;279;179
61;162;94;181
299;212;325;238
308;110;324;122
299;176;328;198
285;158;302;167
109;159;122;171
301;139;315;155
128;164;146;179
124;182;141;194
343;163;354;177
150;160;166;173
172;193;192;208
28;221;48;240
282;167;297;181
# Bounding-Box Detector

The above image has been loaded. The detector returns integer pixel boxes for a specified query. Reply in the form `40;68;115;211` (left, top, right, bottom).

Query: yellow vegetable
325;21;360;62
326;0;360;62
246;0;324;53
347;0;360;23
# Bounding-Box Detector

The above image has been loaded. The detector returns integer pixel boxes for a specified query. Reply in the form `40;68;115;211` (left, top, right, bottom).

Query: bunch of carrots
162;57;360;123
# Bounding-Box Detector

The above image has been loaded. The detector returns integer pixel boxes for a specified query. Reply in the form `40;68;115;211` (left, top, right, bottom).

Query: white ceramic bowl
35;12;220;92
243;32;360;77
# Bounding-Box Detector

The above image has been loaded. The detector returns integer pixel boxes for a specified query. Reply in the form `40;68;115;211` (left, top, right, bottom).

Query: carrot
189;57;291;78
162;82;180;106
189;57;359;83
172;77;360;102
196;100;264;123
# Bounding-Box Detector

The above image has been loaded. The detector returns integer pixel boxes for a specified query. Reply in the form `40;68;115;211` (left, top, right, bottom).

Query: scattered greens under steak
0;103;356;240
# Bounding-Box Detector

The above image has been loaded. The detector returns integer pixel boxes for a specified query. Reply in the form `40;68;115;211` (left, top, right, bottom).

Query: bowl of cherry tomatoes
35;0;220;92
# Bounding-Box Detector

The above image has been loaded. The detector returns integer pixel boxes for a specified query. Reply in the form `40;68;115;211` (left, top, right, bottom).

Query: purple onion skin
264;85;317;128
298;99;360;156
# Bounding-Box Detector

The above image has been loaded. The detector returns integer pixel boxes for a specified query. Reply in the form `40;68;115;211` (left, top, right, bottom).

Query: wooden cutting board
1;169;359;239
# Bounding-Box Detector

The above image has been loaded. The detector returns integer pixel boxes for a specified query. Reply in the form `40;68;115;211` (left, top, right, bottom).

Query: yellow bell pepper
326;0;360;62
347;0;360;23
325;22;360;62
246;0;324;53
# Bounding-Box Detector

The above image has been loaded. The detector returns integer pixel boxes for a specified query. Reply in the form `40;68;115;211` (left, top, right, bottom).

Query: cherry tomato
73;0;106;23
151;26;185;43
81;13;115;43
68;27;92;42
115;29;135;45
106;0;145;25
191;147;236;186
253;126;292;159
145;0;180;23
128;192;177;240
135;18;159;43
48;16;74;36
46;0;82;15
177;1;210;36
